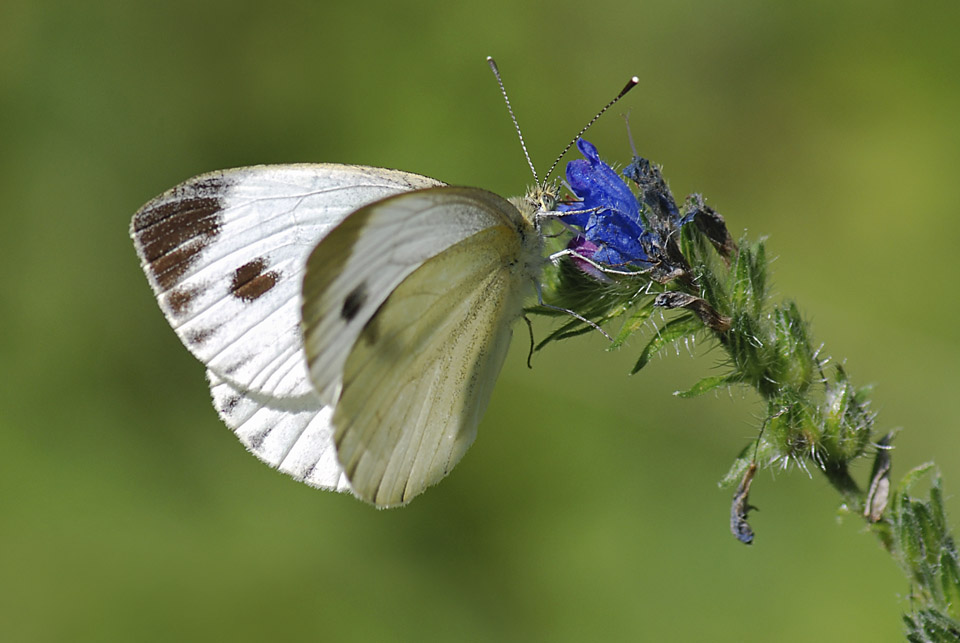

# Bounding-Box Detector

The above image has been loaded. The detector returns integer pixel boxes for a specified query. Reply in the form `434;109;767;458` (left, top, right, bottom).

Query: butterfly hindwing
302;187;535;404
207;371;351;492
302;187;543;506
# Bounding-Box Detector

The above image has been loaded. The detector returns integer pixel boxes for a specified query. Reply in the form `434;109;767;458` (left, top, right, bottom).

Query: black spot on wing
132;176;226;291
219;394;241;415
247;425;273;452
222;352;254;375
186;327;216;347
231;257;281;302
341;283;368;321
166;285;203;317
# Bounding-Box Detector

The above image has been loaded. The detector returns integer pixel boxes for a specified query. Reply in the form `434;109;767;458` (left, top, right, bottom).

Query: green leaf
630;314;702;374
611;299;656;348
749;242;767;315
896;498;924;574
534;316;595;351
929;477;947;534
904;609;960;642
890;466;960;633
675;373;742;398
940;549;960;618
899;463;937;492
719;442;758;488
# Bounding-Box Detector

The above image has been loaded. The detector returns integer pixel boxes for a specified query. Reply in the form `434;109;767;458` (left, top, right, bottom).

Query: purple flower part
566;235;609;282
557;139;642;228
568;235;599;257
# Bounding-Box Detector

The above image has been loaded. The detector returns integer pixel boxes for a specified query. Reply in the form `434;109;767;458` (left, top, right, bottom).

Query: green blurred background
3;1;958;641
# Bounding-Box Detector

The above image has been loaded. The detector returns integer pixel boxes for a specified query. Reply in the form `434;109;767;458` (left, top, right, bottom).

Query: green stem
822;461;862;507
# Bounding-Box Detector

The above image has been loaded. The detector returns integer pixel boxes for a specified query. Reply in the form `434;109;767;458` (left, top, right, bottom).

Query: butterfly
131;59;638;507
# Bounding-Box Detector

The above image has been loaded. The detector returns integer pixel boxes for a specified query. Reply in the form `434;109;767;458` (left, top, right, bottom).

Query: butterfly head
511;181;560;227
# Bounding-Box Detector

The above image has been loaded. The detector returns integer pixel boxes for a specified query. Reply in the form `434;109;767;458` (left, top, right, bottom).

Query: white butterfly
131;59;637;507
131;162;548;506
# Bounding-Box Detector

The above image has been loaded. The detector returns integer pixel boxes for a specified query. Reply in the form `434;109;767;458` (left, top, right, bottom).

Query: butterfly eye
537;185;558;213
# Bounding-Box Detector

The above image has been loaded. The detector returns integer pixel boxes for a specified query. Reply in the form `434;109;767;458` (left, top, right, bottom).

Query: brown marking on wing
231;257;281;302
133;176;225;291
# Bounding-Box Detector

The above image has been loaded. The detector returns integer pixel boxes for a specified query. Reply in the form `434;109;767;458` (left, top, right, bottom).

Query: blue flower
558;139;650;267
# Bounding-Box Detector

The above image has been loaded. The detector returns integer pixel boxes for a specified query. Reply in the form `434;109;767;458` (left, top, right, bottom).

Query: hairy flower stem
533;140;960;641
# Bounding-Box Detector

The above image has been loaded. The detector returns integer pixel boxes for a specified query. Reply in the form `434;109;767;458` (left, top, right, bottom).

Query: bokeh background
3;1;958;641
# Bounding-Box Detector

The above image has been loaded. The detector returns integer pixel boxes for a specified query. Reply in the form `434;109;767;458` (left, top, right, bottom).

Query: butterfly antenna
543;75;640;182
487;56;540;186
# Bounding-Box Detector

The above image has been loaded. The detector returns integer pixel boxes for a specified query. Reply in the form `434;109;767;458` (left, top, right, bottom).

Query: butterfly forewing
132;164;442;498
302;187;543;506
131;164;443;399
